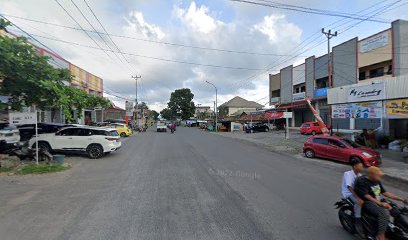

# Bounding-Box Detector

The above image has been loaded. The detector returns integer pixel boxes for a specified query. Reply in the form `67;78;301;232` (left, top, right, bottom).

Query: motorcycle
170;128;175;134
4;143;53;163
335;198;408;239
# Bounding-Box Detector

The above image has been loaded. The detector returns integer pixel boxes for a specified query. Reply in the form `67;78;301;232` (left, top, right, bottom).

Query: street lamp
205;81;217;132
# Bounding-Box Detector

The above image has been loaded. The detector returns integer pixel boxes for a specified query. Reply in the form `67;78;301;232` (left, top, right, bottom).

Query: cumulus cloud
124;11;165;40
253;14;302;45
173;2;224;34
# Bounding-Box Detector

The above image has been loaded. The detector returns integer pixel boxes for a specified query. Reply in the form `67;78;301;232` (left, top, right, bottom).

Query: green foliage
0;24;110;121
149;110;159;120
167;88;196;120
218;105;228;118
160;108;174;120
0;19;11;31
18;164;69;175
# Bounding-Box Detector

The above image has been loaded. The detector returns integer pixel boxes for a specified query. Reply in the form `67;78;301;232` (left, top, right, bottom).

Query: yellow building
69;64;103;96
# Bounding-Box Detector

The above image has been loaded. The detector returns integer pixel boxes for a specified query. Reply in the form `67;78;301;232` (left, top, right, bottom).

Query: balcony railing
293;92;306;101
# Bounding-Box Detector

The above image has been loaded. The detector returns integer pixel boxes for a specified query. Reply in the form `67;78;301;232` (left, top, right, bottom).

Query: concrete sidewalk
212;130;408;184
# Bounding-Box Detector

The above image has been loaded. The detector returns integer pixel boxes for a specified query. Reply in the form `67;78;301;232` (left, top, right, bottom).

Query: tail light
105;137;117;141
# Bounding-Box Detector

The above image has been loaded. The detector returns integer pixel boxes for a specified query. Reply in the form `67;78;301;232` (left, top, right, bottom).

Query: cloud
174;2;224;34
253;14;302;45
124;11;165;40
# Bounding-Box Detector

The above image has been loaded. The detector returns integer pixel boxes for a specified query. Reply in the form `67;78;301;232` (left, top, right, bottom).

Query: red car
303;136;381;167
300;122;329;135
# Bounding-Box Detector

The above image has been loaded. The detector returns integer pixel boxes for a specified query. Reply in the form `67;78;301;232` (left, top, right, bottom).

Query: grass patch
0;167;14;173
18;164;69;175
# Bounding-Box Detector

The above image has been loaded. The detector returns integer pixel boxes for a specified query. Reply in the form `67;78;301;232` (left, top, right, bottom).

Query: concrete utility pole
321;28;337;88
206;81;218;132
131;75;141;126
322;28;337;135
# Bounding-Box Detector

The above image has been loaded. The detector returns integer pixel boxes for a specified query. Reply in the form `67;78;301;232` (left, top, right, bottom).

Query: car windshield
341;138;361;148
0;123;17;130
107;130;119;136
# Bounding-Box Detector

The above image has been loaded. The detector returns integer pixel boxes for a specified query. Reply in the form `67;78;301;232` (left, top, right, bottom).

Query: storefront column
350;118;355;130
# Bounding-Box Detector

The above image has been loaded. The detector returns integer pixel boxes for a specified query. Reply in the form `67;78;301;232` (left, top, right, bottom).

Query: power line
0;13;311;58
230;0;391;23
53;0;114;62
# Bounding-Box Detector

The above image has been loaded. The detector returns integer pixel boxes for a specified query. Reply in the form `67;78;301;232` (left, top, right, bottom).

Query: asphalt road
0;127;407;240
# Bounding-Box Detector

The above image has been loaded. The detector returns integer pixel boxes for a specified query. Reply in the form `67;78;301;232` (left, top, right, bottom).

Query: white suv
29;126;121;159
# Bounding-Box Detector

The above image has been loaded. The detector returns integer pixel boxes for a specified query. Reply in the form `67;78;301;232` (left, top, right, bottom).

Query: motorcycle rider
354;166;408;240
341;158;364;233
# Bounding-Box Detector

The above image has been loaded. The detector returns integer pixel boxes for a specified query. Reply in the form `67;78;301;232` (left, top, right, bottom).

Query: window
342;138;361;148
313;123;320;126
313;138;328;145
387;65;392;75
369;67;384;78
301;86;306;92
359;71;366;80
328;139;345;148
57;128;76;136
302;123;310;128
77;129;91;136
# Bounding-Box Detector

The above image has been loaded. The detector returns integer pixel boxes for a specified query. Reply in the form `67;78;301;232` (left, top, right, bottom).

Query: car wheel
33;141;52;153
311;130;317;136
87;144;104;159
305;149;315;158
120;132;126;137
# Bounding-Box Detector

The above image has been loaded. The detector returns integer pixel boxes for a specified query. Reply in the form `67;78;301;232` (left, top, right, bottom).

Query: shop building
269;19;408;134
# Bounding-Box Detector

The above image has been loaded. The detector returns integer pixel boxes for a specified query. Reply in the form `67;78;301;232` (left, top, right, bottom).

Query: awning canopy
239;111;285;121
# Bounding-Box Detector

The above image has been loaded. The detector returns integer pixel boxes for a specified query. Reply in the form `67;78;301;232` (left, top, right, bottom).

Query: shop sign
332;101;382;119
9;112;36;125
125;101;134;116
283;112;293;119
386;98;408;118
265;112;284;119
347;83;385;102
314;88;327;98
359;31;388;53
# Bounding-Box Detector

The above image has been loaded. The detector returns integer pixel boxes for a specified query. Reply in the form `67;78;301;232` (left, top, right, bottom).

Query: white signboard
283;112;293;118
125;101;134;117
293;92;306;102
347;82;385;103
359;31;388;53
9;112;37;125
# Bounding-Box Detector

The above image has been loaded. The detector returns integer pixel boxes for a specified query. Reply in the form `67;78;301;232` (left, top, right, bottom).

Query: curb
210;131;408;190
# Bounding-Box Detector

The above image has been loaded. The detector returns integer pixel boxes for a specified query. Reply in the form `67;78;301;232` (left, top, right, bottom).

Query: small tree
167;88;196;120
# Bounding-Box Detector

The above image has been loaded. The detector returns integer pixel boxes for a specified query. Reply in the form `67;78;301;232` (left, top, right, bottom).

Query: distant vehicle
17;123;71;141
105;123;132;137
0;123;20;149
300;122;330;135
246;123;270;133
157;121;167;132
303;136;381;167
28;126;121;159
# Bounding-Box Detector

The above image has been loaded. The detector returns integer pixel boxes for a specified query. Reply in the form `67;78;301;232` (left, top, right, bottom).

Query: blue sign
314;88;328;98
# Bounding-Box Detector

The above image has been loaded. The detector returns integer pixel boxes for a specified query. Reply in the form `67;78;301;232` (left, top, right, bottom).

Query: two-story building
269;19;408;139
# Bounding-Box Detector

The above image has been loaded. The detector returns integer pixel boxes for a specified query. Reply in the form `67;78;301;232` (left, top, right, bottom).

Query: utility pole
321;28;337;88
322;28;337;135
131;75;141;127
206;81;217;132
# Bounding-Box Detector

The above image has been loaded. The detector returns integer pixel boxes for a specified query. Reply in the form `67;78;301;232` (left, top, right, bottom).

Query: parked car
300;122;330;135
303;136;381;167
157;121;167;132
0;123;20;150
17;123;71;142
246;123;270;133
28;126;121;159
105;123;132;137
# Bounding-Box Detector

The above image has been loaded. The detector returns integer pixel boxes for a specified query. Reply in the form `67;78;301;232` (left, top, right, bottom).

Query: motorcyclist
170;122;176;133
341;159;364;233
354;166;408;240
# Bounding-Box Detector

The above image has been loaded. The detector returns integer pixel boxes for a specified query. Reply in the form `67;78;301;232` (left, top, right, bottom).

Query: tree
0;21;110;120
149;110;159;120
218;105;228;118
167;88;196;120
160;108;174;120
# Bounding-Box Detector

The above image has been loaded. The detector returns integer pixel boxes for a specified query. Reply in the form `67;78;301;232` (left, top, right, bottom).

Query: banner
347;82;385;102
359;31;389;53
386;98;408;119
332;101;382;119
264;112;283;119
125;101;134;117
9;112;37;125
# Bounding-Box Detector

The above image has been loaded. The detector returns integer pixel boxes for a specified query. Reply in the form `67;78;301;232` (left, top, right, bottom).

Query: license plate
5;133;13;137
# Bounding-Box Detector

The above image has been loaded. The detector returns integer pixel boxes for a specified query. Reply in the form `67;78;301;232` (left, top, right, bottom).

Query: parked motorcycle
335;198;408;239
4;143;53;163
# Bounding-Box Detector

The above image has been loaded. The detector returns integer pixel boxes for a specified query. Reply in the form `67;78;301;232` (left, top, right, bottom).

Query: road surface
0;127;406;240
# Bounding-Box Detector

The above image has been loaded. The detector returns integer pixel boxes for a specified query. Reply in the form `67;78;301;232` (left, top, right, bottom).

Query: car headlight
361;152;373;158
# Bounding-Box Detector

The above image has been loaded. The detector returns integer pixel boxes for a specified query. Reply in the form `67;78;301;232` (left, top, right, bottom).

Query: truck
156;120;167;132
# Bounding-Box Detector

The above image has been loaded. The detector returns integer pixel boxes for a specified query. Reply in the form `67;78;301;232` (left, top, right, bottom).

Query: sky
0;0;407;111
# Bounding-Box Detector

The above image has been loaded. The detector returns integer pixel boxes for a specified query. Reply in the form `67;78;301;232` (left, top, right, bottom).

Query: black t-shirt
354;176;386;201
